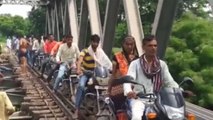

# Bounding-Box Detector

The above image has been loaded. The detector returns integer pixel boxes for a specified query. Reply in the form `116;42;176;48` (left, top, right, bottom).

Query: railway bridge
0;0;213;120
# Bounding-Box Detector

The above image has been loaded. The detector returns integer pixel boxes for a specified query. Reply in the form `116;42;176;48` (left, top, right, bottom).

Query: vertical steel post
78;0;89;50
102;0;121;56
152;0;179;59
123;0;144;55
68;0;79;44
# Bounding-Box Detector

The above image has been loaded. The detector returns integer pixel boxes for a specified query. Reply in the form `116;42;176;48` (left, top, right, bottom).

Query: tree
0;14;29;37
28;6;46;37
112;0;210;47
165;12;213;109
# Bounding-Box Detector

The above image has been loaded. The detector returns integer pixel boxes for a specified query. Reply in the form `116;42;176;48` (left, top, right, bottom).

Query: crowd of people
5;33;179;120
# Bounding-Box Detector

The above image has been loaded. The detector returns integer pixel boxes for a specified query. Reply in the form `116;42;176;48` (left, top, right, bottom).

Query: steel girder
152;0;179;59
0;0;49;6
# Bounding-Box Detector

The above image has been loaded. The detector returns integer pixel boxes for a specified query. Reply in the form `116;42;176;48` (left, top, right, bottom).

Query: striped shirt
80;49;95;71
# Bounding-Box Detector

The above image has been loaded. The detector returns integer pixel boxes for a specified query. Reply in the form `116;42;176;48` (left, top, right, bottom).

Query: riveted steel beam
123;0;144;56
102;0;121;56
78;0;88;50
0;0;49;6
152;0;179;59
68;0;79;44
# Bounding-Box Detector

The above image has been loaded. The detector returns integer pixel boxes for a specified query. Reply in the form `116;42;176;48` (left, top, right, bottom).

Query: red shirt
43;40;57;54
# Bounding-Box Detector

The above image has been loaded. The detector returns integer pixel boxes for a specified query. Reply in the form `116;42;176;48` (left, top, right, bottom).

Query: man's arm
75;44;80;61
76;50;85;75
51;42;60;56
108;55;118;93
123;61;137;96
100;49;112;70
32;40;37;51
56;45;62;62
77;56;83;75
43;42;48;54
161;61;179;88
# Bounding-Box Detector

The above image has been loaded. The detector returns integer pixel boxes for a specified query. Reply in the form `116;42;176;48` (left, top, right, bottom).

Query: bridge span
1;0;213;119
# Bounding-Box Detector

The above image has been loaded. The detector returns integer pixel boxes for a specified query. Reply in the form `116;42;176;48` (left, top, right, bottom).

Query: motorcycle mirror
179;77;194;87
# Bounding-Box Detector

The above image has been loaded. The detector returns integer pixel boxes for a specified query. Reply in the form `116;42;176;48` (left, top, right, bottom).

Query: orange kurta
115;52;129;77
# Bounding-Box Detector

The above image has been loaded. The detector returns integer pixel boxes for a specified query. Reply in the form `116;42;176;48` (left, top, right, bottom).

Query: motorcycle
109;76;195;120
153;77;195;120
81;66;116;120
33;50;45;70
51;61;78;101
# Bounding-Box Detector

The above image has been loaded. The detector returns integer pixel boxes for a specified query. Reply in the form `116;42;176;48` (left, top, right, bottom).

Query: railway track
8;53;76;120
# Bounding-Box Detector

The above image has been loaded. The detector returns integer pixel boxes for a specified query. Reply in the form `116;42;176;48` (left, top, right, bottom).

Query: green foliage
166;12;213;109
113;0;209;47
28;6;46;37
114;22;127;47
199;45;213;66
173;13;213;51
177;0;209;18
112;47;121;55
0;14;29;37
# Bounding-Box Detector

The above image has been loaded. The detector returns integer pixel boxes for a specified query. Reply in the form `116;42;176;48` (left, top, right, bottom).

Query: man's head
90;34;100;50
48;34;54;41
142;35;157;57
66;35;73;47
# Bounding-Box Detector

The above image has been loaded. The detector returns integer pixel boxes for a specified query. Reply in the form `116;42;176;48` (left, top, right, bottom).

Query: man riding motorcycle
74;34;112;118
46;35;67;83
123;35;179;120
53;35;80;92
40;34;57;78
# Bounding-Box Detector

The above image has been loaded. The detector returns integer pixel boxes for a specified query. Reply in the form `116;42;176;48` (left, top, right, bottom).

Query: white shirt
6;38;11;49
56;43;80;63
14;39;19;50
123;58;179;95
32;39;44;51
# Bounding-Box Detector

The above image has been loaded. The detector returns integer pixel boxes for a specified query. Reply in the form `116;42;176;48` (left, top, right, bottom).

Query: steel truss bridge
0;0;49;5
0;0;213;119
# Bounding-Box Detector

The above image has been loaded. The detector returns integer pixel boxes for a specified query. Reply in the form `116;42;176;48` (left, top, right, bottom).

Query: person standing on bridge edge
123;35;179;120
53;34;80;92
107;35;139;118
40;34;57;78
74;34;112;118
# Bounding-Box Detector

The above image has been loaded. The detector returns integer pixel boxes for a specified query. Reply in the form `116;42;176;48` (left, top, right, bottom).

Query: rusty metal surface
7;52;73;120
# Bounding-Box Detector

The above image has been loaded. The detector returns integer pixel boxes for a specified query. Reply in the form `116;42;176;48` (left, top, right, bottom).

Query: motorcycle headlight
164;105;184;120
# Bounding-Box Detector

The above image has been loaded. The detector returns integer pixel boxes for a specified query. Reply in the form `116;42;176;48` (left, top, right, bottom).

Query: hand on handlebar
127;91;138;99
77;69;83;75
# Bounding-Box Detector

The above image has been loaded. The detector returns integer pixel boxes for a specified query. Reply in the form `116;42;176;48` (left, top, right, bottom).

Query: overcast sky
0;5;32;18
